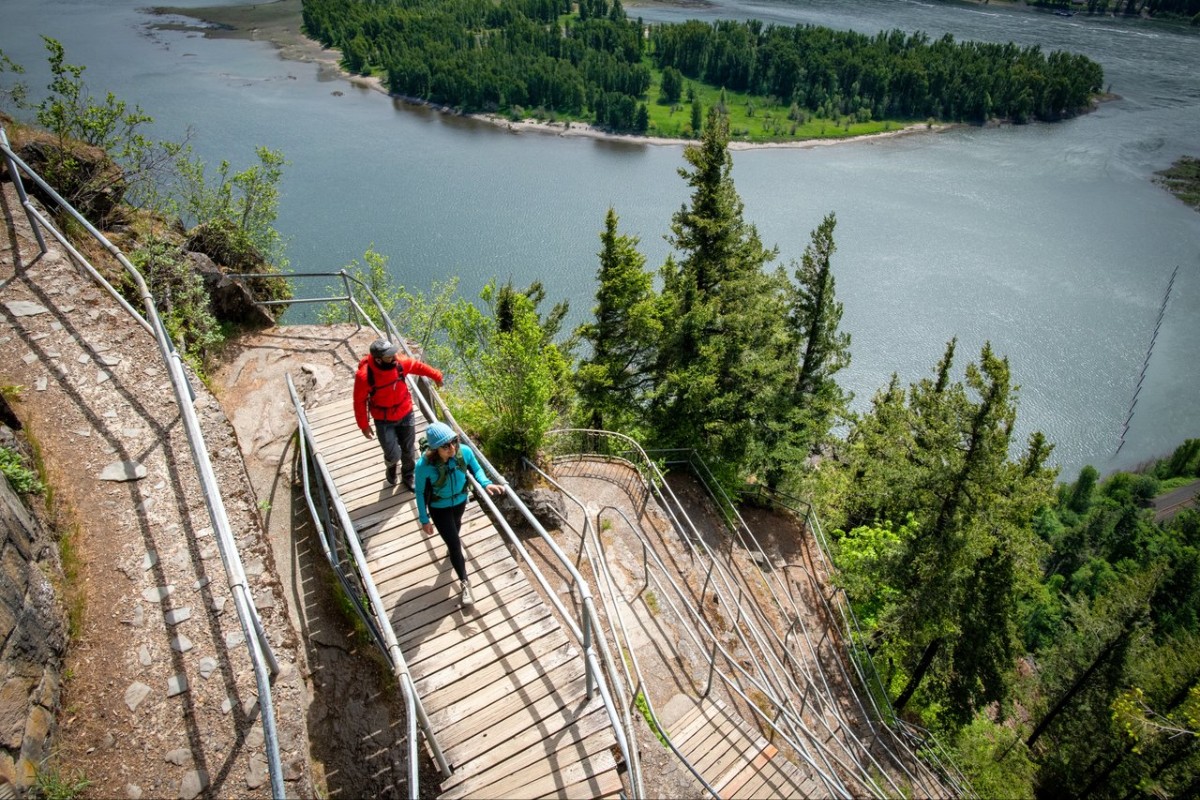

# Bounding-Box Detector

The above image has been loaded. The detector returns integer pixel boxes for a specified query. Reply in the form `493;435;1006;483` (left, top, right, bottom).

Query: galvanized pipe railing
546;433;856;797
271;277;639;796
1;126;286;797
648;447;965;799
557;438;874;792
650;448;958;798
285;374;449;797
651;450;906;795
554;455;855;797
754;486;976;799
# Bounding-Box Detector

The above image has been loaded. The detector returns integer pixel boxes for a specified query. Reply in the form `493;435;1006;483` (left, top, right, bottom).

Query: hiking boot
385;463;397;486
404;474;415;492
460;581;473;607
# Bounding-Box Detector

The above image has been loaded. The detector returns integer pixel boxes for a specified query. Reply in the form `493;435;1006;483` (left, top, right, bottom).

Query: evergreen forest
300;0;1104;137
565;116;1199;798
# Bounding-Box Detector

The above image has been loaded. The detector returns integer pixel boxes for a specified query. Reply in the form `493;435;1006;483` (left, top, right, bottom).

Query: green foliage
1112;682;1200;753
24;37;199;222
650;109;797;489
759;212;851;490
127;237;221;370
0;48;27;109
1161;437;1200;479
830;515;913;632
658;66;683;105
1154;156;1200;212
441;280;572;473
574;208;661;434
171;144;289;271
35;37;153;157
835;340;1055;728
634;690;669;747
302;0;1102;142
32;759;90;800
949;716;1037;800
651;19;1102;124
320;247;459;368
0;446;44;495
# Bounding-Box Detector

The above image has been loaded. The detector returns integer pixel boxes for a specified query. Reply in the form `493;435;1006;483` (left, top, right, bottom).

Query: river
1;0;1197;478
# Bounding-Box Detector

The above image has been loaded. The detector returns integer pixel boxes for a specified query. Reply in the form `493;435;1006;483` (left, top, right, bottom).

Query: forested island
300;0;1105;139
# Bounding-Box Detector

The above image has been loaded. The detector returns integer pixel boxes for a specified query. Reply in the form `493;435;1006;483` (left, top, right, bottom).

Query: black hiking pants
429;500;468;584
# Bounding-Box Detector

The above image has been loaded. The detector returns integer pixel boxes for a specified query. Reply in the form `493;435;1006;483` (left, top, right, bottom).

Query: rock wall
0;443;67;796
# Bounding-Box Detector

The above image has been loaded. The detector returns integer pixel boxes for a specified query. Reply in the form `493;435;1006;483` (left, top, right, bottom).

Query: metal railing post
2;128;288;798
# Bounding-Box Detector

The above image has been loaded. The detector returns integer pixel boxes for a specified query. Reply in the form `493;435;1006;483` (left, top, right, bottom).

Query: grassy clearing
644;70;908;144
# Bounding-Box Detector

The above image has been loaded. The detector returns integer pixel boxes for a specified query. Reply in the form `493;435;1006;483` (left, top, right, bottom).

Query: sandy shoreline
152;0;950;149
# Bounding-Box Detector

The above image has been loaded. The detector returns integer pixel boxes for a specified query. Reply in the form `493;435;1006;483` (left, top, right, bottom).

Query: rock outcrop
0;440;68;794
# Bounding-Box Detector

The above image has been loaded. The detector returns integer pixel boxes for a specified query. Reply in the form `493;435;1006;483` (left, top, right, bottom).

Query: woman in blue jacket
415;422;504;607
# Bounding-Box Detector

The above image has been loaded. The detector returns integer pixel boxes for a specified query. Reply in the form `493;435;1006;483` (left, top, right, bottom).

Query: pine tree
575;208;661;433
650;108;789;482
841;343;1052;724
762;212;851;489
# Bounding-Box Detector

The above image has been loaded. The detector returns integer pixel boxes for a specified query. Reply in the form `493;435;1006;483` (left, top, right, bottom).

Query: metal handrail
524;460;720;797
286;374;449;796
1;126;287;797
649;451;908;794
546;432;858;797
751;485;977;798
569;440;870;793
649;450;962;798
650;450;970;799
547;430;976;798
276;277;639;796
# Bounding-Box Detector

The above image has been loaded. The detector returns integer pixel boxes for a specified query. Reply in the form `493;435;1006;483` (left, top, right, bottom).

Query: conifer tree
762;212;851;488
575;209;661;433
839;342;1052;724
650;108;789;481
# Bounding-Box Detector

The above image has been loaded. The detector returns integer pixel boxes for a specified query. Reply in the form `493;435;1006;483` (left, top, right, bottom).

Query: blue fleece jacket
414;443;492;524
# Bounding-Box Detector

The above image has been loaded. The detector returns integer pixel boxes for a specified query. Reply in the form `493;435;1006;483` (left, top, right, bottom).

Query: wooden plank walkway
662;695;819;798
304;397;624;799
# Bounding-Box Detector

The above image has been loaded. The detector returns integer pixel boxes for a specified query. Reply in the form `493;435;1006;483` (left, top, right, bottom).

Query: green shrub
949;716;1035;800
0;446;44;495
127;237;221;369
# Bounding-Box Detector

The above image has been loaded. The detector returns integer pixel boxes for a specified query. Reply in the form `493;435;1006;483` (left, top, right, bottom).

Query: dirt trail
1;184;314;797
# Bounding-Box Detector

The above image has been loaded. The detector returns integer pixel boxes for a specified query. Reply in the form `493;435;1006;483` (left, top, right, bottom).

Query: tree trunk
894;636;941;712
1026;628;1130;749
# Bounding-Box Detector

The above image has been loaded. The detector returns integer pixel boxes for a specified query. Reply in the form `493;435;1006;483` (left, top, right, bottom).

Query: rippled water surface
2;0;1197;477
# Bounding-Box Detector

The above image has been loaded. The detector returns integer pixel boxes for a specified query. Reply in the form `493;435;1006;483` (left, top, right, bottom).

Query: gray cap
369;339;398;358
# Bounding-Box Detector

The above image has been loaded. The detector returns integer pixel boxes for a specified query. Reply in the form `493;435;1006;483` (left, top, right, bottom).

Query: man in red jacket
353;338;444;490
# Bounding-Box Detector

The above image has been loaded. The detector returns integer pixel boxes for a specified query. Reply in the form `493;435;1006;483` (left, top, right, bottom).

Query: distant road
1153;479;1200;523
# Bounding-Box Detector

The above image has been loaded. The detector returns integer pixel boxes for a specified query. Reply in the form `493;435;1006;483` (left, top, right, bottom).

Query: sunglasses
438;438;459;449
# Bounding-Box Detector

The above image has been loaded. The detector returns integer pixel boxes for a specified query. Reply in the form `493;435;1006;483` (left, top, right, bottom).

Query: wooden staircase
304;398;624;798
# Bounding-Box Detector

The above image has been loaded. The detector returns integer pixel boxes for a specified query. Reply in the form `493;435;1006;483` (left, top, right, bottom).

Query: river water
1;0;1197;478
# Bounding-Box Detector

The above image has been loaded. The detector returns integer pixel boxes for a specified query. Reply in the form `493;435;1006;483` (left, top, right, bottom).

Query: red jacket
353;355;443;431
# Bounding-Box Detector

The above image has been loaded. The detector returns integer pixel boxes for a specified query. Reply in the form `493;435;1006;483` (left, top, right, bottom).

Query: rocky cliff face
0;438;67;795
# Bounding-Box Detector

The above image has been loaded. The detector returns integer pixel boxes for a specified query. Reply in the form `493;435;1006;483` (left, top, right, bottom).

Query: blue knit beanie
425;422;457;449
